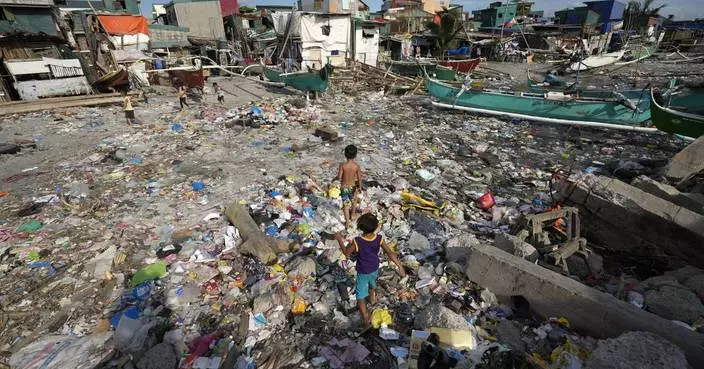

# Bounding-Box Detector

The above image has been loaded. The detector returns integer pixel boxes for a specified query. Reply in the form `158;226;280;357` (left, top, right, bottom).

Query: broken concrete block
644;285;704;324
631;175;704;215
225;203;278;264
641;275;683;290
286;256;317;277
407;231;430;251
683;274;704;296
666;136;704;183
444;233;479;262
556;174;704;269
585;331;688;369
313;127;339;141
464;242;704;365
664;266;704;283
415;304;471;330
494;233;538;262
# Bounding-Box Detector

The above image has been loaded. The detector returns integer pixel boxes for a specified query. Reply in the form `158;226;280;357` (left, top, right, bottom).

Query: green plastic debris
130;261;167;287
28;251;40;261
17;219;44;233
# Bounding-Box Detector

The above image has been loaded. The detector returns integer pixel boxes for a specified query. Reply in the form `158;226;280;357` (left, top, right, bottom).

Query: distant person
335;144;362;228
178;82;189;109
213;82;224;104
335;214;405;327
122;91;136;125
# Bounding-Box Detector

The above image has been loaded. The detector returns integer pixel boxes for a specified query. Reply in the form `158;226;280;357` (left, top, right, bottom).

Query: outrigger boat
569;50;625;72
527;78;650;101
261;64;333;92
650;88;704;138
427;78;655;132
385;59;457;81
262;65;284;83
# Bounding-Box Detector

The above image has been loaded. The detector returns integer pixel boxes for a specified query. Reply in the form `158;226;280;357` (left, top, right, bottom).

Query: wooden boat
570;50;625;72
615;46;654;65
433;65;457;81
427;78;655;132
527;78;649;102
263;64;333;92
386;59;456;81
438;58;481;74
650;88;704;138
262;65;284;83
92;68;129;92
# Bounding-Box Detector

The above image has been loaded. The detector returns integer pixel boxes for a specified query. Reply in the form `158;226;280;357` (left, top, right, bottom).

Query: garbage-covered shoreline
0;79;702;369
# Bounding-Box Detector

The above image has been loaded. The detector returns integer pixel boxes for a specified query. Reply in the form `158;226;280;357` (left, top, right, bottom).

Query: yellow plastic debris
328;186;341;199
291;296;307;315
371;308;393;329
271;264;285;274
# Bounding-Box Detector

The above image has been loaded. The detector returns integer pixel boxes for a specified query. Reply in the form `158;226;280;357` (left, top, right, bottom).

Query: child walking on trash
335;144;362;228
335;213;406;327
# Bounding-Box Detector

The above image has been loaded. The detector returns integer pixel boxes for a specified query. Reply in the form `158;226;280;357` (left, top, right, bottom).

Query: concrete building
0;0;94;101
299;0;359;15
471;1;533;29
381;6;433;34
164;0;226;40
381;0;446;14
0;0;59;36
584;0;625;24
554;7;600;26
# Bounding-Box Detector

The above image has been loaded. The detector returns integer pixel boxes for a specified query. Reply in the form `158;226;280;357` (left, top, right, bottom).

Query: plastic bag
371;308;393;329
291;296;307;315
130;261;167;287
476;191;496;210
10;332;114;369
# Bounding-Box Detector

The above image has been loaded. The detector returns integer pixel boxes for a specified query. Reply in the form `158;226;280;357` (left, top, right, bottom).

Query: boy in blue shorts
335;213;406;326
336;144;362;228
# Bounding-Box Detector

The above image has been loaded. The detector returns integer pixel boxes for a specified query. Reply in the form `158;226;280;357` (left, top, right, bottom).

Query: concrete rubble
0;75;702;369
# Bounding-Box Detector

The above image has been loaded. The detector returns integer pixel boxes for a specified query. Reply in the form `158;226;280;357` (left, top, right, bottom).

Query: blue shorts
341;187;354;206
355;270;378;300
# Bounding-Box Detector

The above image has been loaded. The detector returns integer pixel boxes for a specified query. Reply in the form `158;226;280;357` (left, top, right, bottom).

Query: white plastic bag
10;332;114;369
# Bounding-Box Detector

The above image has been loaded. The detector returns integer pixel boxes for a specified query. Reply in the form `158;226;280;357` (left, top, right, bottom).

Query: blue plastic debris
191;181;206;191
171;123;185;133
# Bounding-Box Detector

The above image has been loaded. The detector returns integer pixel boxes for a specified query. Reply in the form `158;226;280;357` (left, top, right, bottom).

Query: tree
623;0;666;32
426;8;464;58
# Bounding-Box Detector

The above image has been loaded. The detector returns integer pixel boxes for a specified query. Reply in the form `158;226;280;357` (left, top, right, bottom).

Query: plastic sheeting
5;58;83;77
447;46;470;56
14;77;92;100
108;33;150;51
271;11;295;35
9;333;114;369
299;14;350;69
98;15;149;35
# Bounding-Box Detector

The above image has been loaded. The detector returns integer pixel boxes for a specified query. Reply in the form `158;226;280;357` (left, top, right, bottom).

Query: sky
140;0;703;21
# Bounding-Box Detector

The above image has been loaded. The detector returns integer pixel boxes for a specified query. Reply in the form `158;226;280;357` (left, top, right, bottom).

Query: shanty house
352;18;383;66
0;0;93;101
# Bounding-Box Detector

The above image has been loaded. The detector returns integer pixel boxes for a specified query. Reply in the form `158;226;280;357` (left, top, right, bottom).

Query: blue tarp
447;46;470;56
